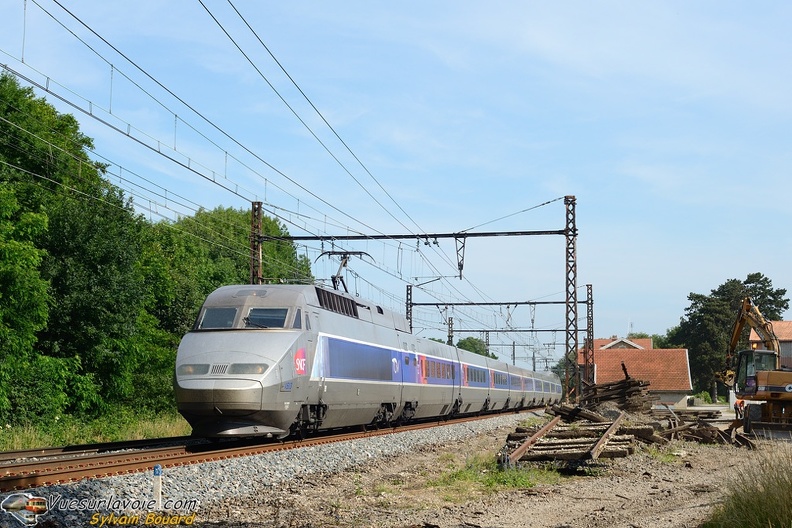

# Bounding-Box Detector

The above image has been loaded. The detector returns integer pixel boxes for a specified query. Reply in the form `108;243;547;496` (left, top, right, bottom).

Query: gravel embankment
16;413;533;527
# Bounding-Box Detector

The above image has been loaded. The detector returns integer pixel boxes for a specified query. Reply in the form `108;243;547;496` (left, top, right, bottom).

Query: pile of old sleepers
503;403;753;465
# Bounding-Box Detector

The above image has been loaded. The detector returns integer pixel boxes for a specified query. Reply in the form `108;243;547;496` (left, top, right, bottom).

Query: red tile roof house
579;337;693;408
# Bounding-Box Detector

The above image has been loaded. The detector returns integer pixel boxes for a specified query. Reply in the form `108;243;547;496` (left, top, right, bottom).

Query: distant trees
0;73;312;425
456;337;497;359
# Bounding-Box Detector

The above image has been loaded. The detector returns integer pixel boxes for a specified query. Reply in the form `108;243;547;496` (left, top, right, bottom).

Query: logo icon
294;348;307;375
1;493;48;526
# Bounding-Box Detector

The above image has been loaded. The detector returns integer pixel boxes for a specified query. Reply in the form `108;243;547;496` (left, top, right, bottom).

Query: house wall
651;391;689;409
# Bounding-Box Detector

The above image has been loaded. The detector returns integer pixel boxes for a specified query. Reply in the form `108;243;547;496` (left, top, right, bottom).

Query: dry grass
702;441;792;528
0;411;190;450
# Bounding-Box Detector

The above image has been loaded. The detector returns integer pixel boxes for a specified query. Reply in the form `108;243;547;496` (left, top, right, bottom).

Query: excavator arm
717;297;780;387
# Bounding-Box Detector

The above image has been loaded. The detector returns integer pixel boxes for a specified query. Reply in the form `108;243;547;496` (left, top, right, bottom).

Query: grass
643;445;679;464
701;442;792;528
517;416;547;429
428;453;561;502
0;410;191;450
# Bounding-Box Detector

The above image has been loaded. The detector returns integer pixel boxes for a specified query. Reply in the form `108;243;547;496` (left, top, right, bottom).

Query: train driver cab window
293;308;302;329
198;307;237;329
245;307;288;328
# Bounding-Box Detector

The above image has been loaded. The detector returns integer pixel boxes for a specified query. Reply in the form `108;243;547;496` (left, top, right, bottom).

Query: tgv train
174;284;562;438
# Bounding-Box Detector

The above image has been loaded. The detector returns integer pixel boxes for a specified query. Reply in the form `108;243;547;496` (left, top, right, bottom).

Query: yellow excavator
717;297;792;434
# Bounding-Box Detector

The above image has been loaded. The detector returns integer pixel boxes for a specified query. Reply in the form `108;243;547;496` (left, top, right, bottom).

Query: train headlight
228;363;269;375
177;364;210;376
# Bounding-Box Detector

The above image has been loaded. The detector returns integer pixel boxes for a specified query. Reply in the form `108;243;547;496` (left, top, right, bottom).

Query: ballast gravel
13;413;532;527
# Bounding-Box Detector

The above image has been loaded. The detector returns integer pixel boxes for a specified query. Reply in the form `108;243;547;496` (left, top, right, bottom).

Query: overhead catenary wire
0;108;320;279
1;156;318;282
39;0;413;245
16;0;459;293
222;0;431;237
3;1;574;362
198;0;465;282
17;1;497;285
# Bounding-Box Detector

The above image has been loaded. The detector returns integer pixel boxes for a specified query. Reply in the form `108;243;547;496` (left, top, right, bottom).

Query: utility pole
582;284;595;387
563;195;579;402
250;201;263;285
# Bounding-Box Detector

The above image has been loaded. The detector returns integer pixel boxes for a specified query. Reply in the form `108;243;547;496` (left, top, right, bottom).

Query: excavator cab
734;349;779;397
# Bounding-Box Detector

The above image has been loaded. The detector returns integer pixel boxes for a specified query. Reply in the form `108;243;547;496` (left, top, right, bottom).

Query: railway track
0;436;196;464
0;409;543;492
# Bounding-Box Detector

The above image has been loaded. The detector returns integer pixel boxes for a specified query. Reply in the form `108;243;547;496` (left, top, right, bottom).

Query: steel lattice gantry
582;284;595;388
252;196;589;399
563;196;580;402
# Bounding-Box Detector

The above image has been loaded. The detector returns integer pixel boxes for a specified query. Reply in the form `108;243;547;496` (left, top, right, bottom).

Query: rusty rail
2;409;543;491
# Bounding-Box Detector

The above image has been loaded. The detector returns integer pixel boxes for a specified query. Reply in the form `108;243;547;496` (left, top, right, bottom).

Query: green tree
0;73;99;210
1;73;149;418
670;273;788;399
627;331;676;349
457;337;497;359
0;185;49;420
37;187;148;414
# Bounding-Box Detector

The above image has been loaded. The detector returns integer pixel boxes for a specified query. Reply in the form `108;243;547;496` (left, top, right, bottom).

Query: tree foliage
0;185;49;417
457;337;497;359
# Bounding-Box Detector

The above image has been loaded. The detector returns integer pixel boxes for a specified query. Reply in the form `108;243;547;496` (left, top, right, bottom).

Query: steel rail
0;436;195;464
1;408;546;492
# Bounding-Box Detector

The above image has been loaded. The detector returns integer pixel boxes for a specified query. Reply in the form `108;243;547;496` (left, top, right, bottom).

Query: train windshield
198;307;237;329
244;308;289;328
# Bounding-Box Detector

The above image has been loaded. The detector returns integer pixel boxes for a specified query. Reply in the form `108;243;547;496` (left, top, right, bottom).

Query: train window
198;307;237;329
245;308;288;328
293;308;302;329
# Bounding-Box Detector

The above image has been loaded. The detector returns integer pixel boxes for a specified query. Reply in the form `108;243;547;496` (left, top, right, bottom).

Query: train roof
204;284;410;333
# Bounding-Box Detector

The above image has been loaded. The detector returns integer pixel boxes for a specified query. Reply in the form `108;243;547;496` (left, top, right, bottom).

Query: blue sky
2;1;791;368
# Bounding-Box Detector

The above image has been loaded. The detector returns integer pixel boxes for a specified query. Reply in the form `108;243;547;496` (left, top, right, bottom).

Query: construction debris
502;361;754;465
504;411;635;463
502;400;753;465
501;405;755;464
651;408;722;421
580;363;657;412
